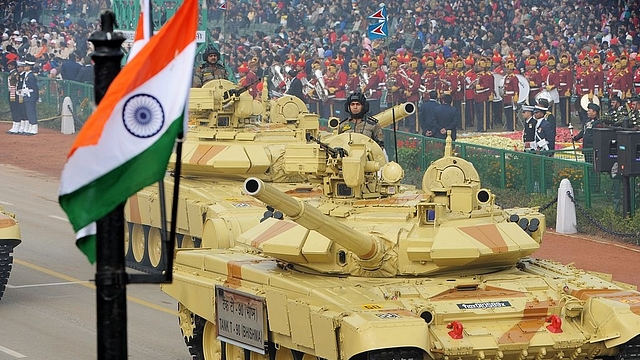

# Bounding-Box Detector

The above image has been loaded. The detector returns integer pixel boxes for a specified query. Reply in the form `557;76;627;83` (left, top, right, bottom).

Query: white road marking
0;200;15;206
48;215;69;222
0;345;27;358
7;281;91;289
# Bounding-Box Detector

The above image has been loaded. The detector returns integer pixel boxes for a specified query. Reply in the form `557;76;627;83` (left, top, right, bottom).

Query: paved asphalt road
0;165;192;359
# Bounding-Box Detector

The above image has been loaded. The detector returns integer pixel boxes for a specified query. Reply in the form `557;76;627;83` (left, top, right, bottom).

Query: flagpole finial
100;10;117;33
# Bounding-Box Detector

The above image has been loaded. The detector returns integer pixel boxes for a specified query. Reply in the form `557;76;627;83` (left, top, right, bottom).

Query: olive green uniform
193;63;229;87
339;117;384;147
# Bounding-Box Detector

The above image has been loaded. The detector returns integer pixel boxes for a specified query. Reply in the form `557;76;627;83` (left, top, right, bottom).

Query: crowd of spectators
1;0;640;86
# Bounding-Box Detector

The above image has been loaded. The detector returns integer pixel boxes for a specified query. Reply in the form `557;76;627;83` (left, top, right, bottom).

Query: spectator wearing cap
20;60;39;135
531;103;554;155
572;103;604;163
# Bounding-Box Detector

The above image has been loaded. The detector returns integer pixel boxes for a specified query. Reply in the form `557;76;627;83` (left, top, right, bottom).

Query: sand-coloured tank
123;79;416;273
0;206;21;301
162;133;640;360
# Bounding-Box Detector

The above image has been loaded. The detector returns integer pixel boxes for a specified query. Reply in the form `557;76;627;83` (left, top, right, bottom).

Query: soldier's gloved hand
334;147;348;157
391;86;399;92
529;81;536;86
513;94;519;103
546;85;553;91
476;84;482;90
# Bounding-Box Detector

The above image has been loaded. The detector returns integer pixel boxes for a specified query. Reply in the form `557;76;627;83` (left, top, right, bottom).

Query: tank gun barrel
371;102;416;128
243;178;378;260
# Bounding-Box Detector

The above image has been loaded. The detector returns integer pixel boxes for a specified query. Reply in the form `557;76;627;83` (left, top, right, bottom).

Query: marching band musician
345;59;360;96
574;54;593;125
386;56;404;107
502;58;519;131
403;57;422;132
238;61;259;99
525;55;542;106
463;54;477;128
295;57;307;81
491;51;505;129
362;59;385;115
544;55;560;118
453;58;466;129
610;59;626;101
475;56;494;132
420;55;439;103
538;52;550;85
306;59;323;115
325;62;347;116
438;58;457;101
632;54;640;96
590;52;604;98
620;53;633;99
558;52;574;126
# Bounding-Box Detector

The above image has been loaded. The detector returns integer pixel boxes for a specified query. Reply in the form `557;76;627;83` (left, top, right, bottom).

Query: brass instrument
580;94;600;111
269;64;286;97
314;69;329;102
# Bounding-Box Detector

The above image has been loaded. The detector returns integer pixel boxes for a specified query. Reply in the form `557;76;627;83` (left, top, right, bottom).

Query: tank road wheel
181;235;195;249
147;227;162;268
124;222;130;257
131;224;146;263
180;304;224;360
275;348;313;360
227;343;270;360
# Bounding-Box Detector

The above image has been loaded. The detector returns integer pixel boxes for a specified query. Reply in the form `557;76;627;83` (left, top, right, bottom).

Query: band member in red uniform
463;54;477;128
620;53;633;99
239;61;259;99
386;56;404;107
363;59;385;114
557;52;574;126
574;54;594;125
633;54;640;96
453;58;465;129
502;58;519;131
475;57;494;132
544;55;561;118
491;51;504;128
325;62;348;117
345;59;360;95
525;55;542;106
403;57;422;132
438;58;457;100
421;55;438;102
591;52;604;98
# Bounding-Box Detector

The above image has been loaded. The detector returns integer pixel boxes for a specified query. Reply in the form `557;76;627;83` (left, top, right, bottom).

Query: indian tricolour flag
58;0;197;263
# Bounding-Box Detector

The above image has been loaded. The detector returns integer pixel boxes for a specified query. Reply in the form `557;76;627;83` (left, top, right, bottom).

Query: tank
162;133;640;360
0;206;21;302
123;78;415;273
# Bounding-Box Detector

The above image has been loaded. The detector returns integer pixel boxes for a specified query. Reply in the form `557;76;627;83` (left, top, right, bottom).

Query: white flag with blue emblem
58;0;197;263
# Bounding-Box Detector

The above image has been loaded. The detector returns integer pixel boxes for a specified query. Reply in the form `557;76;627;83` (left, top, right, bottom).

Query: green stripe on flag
60;118;183;249
77;234;97;263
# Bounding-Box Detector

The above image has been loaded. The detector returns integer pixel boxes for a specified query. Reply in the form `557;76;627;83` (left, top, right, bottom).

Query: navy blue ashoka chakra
122;94;165;138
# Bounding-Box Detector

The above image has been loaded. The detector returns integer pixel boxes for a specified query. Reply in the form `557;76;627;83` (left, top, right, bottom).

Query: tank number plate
215;285;267;354
457;301;511;309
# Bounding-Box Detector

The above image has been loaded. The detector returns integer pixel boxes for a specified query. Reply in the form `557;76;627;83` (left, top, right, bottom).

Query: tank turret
124;78;417;274
0;206;21;301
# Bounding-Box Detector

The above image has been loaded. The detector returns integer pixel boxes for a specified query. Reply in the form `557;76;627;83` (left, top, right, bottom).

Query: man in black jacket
285;69;304;101
418;90;439;137
432;94;460;140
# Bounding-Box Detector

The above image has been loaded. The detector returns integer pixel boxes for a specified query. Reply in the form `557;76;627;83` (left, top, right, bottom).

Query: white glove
536;139;549;150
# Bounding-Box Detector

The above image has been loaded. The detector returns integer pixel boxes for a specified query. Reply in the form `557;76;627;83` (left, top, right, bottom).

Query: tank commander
193;47;229;87
338;92;384;148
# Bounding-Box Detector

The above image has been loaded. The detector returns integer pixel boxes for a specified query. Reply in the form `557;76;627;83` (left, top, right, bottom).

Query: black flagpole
89;11;127;360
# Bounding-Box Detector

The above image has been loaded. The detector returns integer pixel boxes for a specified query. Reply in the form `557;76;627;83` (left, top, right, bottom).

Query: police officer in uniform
5;60;24;134
193;47;229;87
521;105;537;152
339;92;384;148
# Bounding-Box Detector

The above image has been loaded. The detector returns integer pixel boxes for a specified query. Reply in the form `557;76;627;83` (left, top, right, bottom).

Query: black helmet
202;47;220;62
344;91;369;117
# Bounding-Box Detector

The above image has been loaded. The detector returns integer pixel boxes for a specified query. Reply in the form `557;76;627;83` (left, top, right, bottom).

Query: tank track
615;335;640;360
0;241;18;301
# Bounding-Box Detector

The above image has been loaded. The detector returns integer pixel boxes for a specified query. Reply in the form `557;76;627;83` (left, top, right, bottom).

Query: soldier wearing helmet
193;47;229;87
339;92;384;148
